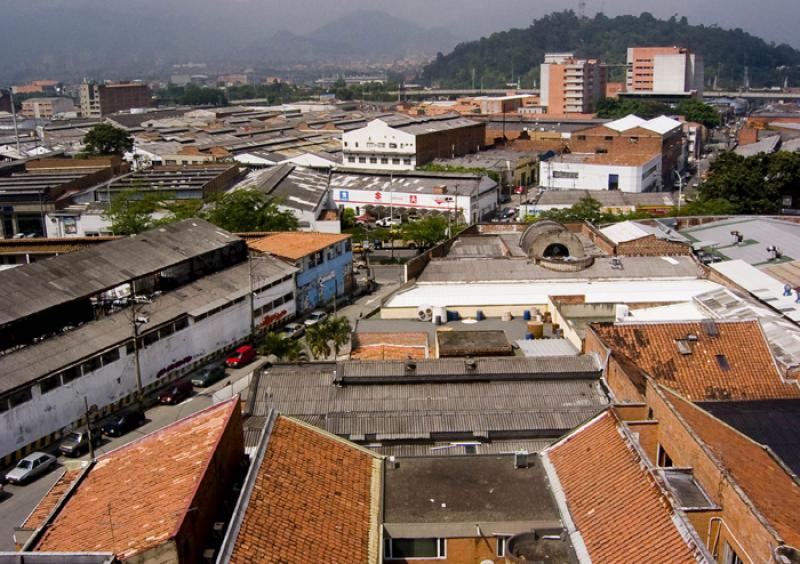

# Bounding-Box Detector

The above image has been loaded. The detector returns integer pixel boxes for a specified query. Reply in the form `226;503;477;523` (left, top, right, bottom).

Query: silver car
4;452;57;485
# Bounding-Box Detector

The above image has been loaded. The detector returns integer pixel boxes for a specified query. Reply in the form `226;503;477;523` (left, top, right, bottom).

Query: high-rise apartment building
79;81;152;118
540;53;607;115
626;47;704;95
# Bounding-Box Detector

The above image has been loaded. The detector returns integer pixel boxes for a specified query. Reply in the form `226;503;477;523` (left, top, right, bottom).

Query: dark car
190;363;226;388
59;427;101;457
101;409;146;438
158;379;193;405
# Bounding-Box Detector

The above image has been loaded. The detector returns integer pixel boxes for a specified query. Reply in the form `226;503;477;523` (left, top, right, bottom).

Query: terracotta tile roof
229;416;381;564
33;398;240;559
21;469;83;530
592;320;800;401
546;411;704;563
351;332;429;360
666;390;800;548
248;232;351;261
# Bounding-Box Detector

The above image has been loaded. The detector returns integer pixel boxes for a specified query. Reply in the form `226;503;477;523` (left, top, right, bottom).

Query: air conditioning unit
417;305;434;322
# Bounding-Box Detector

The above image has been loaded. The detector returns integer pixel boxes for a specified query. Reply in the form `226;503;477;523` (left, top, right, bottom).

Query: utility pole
389;173;395;261
249;255;256;338
674;170;684;216
7;88;21;155
130;298;146;402
84;397;97;460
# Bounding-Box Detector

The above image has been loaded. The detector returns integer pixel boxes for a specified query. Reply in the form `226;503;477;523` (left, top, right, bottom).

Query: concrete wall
539;154;661;193
386;536;504;563
295;241;353;313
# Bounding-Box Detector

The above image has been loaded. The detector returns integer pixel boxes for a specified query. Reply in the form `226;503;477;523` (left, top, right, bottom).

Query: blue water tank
523;310;532;321
525;333;534;340
476;310;485;321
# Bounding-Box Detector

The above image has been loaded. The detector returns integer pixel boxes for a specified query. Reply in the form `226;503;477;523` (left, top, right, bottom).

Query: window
496;536;510;557
9;387;33;408
370;157;378;164
60;366;81;384
716;354;731;371
392;158;400;164
389;143;397;149
174;317;189;332
604;136;614;141
345;239;352;252
629;136;639;143
125;341;135;356
359;157;367;163
553;171;579;179
384;538;445;559
723;542;744;564
403;158;412;165
595;148;608;154
377;143;386;148
99;348;120;366
142;331;159;347
381;158;389;164
39;374;61;394
576;135;586;141
354;142;359;148
348;157;355;163
656;444;674;467
344;141;348;147
81;356;101;375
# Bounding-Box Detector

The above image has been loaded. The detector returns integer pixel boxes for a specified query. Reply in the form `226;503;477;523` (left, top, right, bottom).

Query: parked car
375;217;401;228
4;452;57;485
158;379;193;405
59;427;101;457
304;310;328;326
226;345;256;368
101;408;146;438
355;214;376;226
190;363;226;388
279;322;305;340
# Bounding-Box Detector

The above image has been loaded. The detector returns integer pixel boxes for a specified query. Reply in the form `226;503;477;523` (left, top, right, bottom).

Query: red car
226;345;256;368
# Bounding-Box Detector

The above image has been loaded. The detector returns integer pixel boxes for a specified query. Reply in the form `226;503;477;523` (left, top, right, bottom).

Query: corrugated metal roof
0;257;295;394
249;362;608;441
0;219;241;327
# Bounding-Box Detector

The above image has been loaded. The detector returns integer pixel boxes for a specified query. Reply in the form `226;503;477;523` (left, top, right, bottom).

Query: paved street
0;359;262;550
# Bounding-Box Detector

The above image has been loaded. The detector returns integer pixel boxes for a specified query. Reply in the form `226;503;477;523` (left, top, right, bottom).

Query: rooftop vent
405;360;417;373
676;339;693;355
465;358;478;370
610;256;623;270
514;450;529;469
702;320;720;337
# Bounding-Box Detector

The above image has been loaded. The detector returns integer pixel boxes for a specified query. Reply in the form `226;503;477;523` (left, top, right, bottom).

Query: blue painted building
249;232;353;314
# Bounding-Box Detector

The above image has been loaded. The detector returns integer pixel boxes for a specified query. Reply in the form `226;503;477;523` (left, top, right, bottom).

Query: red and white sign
409;195;417;204
374;191;383;201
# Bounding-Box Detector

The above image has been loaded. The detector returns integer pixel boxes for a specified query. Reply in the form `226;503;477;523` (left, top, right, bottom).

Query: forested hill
420;11;800;89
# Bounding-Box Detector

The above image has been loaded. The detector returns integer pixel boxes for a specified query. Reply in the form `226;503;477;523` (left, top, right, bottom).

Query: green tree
203;188;299;232
341;208;356;229
83;123;133;156
257;331;303;361
676;100;721;129
326;316;352;357
697;152;780;214
305;323;332;359
103;189;169;235
305;316;352;359
538;197;617;224
595;98;670;120
181;84;227;106
401;216;449;248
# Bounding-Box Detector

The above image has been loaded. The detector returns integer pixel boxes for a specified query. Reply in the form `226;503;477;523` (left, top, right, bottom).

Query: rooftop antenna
578;0;587;18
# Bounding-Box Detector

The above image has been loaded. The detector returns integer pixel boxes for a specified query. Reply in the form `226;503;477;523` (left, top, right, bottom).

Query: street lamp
673;169;684;216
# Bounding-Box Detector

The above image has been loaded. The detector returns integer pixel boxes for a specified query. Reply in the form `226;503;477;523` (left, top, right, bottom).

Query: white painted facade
341;120;417;171
331;181;499;224
539;154;662;193
0;274;295;461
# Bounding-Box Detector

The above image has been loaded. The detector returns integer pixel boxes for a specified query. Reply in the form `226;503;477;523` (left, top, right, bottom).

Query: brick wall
415;123;485;165
645;387;781;563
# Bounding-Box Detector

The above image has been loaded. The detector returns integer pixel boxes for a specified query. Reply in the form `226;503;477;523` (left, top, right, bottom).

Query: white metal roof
600;221;656;244
604;115;647;132
385;280;722;308
624;302;707;322
711;259;800;322
642;115;683;135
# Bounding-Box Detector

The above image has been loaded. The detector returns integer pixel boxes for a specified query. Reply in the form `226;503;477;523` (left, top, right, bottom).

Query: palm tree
306;323;332;360
258;331;303;361
327;316;352;357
